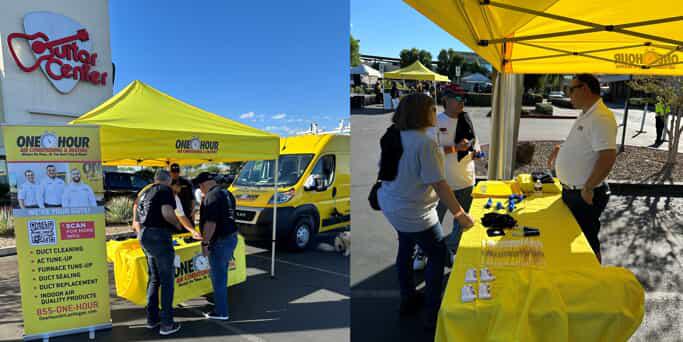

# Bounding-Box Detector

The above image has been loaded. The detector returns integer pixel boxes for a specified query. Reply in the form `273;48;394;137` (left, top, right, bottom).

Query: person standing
18;170;43;209
170;163;194;219
377;93;474;330
132;170;183;335
414;85;480;270
41;165;65;208
374;80;383;105
390;81;400;109
548;74;617;263
652;96;670;148
62;169;97;207
193;172;239;321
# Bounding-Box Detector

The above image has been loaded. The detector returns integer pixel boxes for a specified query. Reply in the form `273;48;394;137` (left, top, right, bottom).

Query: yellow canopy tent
71;80;283;276
71;80;279;166
405;0;683;178
384;60;450;81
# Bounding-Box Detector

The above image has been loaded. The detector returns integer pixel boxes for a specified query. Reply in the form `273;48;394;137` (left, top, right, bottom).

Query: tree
629;77;683;167
400;48;432;69
437;49;464;80
350;35;361;67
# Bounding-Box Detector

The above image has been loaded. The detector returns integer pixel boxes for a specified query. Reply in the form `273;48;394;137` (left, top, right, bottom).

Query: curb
0;230;136;257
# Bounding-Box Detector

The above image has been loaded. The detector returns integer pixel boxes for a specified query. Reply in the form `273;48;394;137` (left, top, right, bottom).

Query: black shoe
145;321;160;329
159;322;181;336
399;292;424;316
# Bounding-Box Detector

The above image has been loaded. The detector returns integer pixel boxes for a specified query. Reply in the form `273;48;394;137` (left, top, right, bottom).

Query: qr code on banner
28;220;57;246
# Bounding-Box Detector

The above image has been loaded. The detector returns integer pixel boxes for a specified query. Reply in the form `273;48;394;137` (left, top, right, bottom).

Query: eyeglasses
569;83;584;94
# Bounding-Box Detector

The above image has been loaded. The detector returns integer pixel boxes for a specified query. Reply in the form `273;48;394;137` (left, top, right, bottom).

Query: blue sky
351;0;470;58
109;0;349;136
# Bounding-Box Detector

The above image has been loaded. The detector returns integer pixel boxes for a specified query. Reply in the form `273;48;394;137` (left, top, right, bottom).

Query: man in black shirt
132;170;183;336
170;163;194;219
193;172;238;320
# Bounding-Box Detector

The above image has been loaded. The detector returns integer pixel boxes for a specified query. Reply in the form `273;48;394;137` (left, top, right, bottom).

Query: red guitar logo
7;28;107;88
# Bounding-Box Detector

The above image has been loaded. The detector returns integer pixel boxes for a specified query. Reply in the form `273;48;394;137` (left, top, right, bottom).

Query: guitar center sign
7;11;109;94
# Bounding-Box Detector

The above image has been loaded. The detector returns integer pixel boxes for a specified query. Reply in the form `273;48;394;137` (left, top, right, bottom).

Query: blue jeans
436;186;473;254
396;223;447;318
208;234;238;316
139;227;175;326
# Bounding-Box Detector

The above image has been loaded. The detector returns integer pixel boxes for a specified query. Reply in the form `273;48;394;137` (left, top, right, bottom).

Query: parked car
104;171;152;201
548;91;566;99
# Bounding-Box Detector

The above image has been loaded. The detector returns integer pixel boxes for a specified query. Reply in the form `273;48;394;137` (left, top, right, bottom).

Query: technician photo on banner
1;125;111;340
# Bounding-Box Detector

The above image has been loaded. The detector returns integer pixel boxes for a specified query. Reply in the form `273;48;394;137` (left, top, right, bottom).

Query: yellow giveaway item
437;182;644;341
473;180;521;198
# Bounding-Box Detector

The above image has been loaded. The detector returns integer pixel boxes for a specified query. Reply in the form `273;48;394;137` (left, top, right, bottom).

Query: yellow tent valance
405;0;683;75
384;60;450;81
70;81;280;166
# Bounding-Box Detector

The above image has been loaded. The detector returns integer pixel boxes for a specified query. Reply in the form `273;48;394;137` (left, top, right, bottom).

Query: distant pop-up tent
71;80;283;276
405;0;683;178
384;60;450;81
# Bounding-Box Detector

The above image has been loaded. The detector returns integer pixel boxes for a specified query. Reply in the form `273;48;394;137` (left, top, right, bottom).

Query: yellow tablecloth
436;188;645;342
106;233;247;306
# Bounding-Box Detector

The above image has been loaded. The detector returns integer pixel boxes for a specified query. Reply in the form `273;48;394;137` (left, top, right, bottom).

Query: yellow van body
229;134;350;250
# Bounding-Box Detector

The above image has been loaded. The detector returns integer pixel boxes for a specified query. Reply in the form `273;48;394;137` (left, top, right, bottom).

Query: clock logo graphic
40;132;58;148
193;253;210;271
190;137;201;150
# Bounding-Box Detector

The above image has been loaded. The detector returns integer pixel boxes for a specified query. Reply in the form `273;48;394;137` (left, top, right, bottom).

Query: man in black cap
170;163;194;219
132;169;183;335
193;172;238;320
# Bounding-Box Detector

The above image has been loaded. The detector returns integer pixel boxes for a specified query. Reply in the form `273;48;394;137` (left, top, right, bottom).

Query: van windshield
235;154;314;188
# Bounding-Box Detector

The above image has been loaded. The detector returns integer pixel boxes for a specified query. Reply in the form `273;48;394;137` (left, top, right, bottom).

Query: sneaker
145;321;160;329
159;322;181;336
204;311;229;320
399;292;424;316
413;249;427;271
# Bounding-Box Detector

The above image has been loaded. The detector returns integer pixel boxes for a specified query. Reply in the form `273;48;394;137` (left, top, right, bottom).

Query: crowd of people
131;164;239;336
375;73;617;331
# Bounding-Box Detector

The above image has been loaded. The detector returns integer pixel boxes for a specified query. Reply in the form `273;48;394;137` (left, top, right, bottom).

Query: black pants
561;185;610;256
655;116;666;144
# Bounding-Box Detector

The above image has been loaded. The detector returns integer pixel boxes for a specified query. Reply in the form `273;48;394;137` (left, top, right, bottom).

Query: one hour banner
1;125;111;339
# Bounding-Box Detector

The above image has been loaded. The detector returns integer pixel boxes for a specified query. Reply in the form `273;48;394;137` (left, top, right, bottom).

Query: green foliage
0;207;14;236
461;61;489;76
105;196;134;225
400;48;432;69
437;49;464;80
350;35;361;67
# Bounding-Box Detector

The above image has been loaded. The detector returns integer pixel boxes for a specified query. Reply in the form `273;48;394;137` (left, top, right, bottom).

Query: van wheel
287;216;315;251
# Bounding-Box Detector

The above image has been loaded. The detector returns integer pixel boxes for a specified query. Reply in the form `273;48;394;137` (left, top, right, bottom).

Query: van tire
287;216;316;252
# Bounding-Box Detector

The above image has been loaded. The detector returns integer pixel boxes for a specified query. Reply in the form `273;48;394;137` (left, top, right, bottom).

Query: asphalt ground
350;106;682;342
0;233;349;342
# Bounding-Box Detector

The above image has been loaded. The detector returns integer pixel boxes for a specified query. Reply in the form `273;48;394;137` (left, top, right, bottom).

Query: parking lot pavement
0;232;349;342
350;110;682;342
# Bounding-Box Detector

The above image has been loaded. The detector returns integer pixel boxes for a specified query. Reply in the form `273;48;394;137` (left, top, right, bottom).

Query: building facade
0;0;113;158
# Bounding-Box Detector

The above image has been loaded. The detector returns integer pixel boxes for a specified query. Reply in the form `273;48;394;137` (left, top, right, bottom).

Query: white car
548;91;566;99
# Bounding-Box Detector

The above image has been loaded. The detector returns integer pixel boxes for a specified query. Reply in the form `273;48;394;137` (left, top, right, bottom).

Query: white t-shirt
428;112;479;190
41;177;65;206
18;182;43;207
62;182;97;208
174;195;186;217
556;99;617;188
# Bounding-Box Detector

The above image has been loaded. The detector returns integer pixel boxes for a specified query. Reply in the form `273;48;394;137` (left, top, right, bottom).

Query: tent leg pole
271;158;278;278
